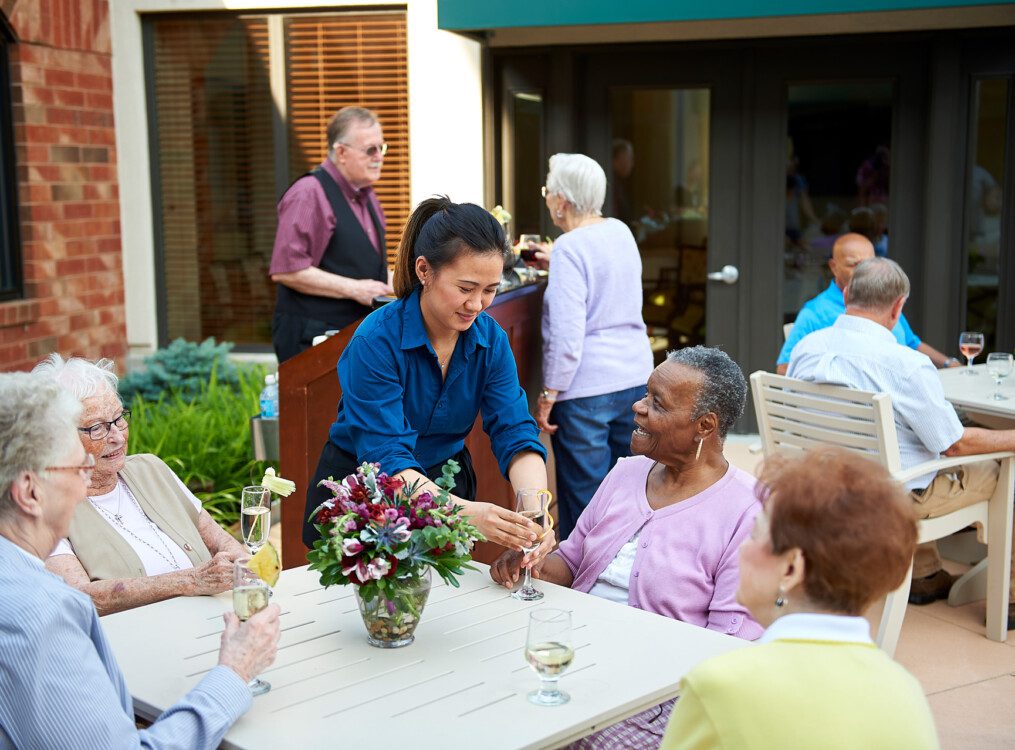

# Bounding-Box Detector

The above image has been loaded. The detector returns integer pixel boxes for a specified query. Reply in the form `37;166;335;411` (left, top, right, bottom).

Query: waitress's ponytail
392;196;509;299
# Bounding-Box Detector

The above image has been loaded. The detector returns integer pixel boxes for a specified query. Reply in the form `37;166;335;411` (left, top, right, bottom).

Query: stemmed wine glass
241;485;271;555
233;559;271;695
986;353;1014;401
959;332;985;375
524;608;573;706
512;488;552;602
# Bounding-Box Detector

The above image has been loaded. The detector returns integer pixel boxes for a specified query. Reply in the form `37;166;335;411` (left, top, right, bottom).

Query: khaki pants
910;459;1005;582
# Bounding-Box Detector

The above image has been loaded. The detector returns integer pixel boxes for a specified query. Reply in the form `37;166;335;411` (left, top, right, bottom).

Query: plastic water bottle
259;373;279;419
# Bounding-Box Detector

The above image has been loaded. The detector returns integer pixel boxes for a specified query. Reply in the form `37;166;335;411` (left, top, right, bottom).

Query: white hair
31;353;120;404
546;153;607;216
0;373;83;519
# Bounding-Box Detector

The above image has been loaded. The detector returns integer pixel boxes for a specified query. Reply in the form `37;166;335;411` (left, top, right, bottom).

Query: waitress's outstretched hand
460;501;540;551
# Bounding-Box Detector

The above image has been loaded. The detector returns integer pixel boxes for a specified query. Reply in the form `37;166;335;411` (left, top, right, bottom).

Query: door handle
707;265;739;285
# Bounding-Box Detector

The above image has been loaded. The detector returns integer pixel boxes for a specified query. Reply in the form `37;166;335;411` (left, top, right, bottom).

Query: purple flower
343;519;359;533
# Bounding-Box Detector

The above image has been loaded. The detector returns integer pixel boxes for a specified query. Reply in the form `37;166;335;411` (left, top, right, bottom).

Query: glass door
609;88;711;362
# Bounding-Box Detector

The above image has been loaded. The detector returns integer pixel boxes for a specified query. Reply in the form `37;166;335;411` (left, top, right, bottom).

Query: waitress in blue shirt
303;197;549;551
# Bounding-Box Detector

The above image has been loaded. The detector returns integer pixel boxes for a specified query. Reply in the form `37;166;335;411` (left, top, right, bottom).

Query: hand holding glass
241;486;271;554
525;608;573;706
959;332;985;375
986;353;1013;401
513;489;552;602
519;234;541;263
233;560;272;695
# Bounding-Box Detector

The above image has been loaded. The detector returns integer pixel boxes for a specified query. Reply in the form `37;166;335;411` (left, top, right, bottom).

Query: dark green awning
437;0;1012;31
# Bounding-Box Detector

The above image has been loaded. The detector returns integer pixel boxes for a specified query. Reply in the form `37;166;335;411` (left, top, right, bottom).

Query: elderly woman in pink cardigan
492;346;762;750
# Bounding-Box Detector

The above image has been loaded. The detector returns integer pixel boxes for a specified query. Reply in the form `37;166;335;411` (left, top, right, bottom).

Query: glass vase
354;568;432;648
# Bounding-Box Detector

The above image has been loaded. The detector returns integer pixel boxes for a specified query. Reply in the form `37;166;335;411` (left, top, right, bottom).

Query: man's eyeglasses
340;141;388;158
79;410;130;441
46;453;96;481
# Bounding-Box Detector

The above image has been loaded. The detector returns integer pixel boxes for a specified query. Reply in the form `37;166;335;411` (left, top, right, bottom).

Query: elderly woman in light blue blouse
533;153;654;541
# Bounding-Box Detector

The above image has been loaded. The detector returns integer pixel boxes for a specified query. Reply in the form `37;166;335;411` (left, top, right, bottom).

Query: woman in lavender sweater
493;346;762;749
534;153;654;541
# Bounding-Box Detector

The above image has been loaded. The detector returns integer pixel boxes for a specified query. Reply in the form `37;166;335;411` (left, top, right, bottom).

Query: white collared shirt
759;612;873;645
788;314;964;490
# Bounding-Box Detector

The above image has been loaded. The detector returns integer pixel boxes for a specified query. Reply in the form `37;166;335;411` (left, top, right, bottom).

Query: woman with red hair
661;447;939;749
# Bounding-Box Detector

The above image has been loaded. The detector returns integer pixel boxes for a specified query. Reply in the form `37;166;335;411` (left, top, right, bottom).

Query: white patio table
939;363;1015;427
101;563;747;750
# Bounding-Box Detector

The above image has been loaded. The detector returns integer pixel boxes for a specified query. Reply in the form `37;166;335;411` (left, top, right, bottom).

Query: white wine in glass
986;353;1013;401
513;488;552;602
525;609;573;706
233;560;271;696
959;332;985;375
241;485;271;554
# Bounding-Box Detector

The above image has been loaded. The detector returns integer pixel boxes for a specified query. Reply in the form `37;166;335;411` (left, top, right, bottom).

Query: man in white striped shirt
788;257;1015;619
0;373;281;748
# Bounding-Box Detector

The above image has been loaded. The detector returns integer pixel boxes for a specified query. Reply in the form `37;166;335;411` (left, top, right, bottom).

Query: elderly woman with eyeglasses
531;153;654;541
34;354;244;615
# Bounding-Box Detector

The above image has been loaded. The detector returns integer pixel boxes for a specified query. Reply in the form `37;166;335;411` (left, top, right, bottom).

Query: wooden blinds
147;10;410;348
285;14;410;266
150;17;277;346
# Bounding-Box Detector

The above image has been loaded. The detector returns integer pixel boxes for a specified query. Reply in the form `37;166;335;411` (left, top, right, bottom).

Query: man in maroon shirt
269;107;394;362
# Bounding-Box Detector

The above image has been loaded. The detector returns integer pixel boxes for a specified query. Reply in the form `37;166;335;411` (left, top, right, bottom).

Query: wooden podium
278;282;546;570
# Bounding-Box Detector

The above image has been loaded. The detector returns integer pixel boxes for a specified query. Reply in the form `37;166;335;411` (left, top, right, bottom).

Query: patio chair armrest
893;451;1015;484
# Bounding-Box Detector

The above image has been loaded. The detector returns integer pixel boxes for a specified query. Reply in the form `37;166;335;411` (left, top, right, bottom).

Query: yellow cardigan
661;639;939;750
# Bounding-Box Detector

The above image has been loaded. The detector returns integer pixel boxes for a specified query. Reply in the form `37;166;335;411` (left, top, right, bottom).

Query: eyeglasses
46;453;96;481
79;410;130;441
541;186;549;198
340;141;388;158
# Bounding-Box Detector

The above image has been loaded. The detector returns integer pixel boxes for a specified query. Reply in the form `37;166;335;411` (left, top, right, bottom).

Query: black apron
272;167;387;362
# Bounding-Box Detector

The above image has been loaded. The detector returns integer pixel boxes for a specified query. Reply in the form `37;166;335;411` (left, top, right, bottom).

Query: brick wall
0;0;125;371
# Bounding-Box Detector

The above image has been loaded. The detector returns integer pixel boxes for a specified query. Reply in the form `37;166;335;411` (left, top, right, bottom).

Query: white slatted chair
750;370;1015;657
783;322;794;341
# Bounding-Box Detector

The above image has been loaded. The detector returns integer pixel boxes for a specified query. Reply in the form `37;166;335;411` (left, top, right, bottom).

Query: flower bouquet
306;460;484;647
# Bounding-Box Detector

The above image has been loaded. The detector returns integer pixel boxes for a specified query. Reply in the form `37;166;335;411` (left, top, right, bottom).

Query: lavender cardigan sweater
542;218;653;401
555;455;764;641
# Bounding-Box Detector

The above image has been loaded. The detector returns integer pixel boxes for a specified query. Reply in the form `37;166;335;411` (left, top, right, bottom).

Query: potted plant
307;460;484;648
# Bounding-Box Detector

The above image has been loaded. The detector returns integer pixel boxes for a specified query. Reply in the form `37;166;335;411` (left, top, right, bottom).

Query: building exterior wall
0;0;126;372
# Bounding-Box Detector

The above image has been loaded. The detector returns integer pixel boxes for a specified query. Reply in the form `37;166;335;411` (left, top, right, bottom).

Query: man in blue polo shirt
777;233;959;374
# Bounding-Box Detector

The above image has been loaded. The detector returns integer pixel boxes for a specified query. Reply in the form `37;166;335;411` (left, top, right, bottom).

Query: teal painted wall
437;0;1013;30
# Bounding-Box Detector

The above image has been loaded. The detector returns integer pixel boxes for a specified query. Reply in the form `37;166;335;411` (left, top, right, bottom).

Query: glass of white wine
233;559;271;695
525;608;573;706
241;485;271;555
513;488;552;602
986;352;1013;401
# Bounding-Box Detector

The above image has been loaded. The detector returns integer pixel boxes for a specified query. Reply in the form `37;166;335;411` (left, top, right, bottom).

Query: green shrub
127;364;269;528
120;338;240;404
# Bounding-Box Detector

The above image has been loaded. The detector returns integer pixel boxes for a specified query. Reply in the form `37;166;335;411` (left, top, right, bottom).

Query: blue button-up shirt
329;287;546;478
778;281;921;365
0;535;250;749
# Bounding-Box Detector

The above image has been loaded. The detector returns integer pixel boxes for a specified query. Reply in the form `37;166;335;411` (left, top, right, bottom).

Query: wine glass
524;608;573;706
959;332;985;375
233;559;271;695
512;488;552;602
986;353;1013;401
241;485;271;554
519;234;541;263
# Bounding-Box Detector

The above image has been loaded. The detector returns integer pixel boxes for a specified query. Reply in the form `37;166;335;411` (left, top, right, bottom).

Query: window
145;11;410;349
0;13;21;302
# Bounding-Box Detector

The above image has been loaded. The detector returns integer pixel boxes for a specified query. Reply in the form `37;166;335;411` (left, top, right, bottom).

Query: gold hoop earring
695;437;703;461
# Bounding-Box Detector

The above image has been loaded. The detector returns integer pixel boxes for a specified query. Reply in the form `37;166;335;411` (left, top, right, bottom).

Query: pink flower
342;538;364;555
342;557;371;584
367;558;391;580
384;508;399;522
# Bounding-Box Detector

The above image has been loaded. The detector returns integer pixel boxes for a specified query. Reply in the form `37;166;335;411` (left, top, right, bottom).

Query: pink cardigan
555;455;764;640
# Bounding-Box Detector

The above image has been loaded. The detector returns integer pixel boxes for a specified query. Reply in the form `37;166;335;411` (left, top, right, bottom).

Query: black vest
274;167;387;328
